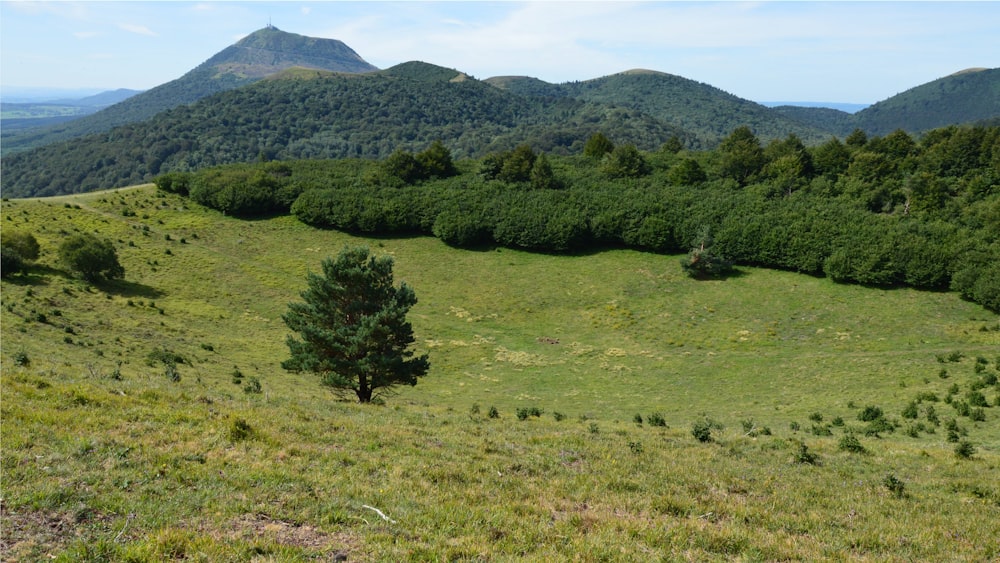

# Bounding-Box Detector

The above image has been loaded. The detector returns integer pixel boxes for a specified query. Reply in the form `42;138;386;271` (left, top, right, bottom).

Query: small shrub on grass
966;390;989;407
915;391;940;402
13;350;30;367
838;434;866;454
231;367;244;385
902;401;919;419
588;422;599;434
953;400;971;417
633;413;643;425
864;417;895;437
831;416;844;427
243;376;262;394
200;342;215;352
647;412;667;427
883;474;907;498
858;405;884;422
938;368;949;379
792;440;819;465
487;406;499;419
947;351;963;362
969;408;986;422
146;348;187;367
628;441;644;455
516;407;542;420
469;404;480;416
691;416;719;443
954;440;976;459
228;418;255;443
926;405;940;425
789;421;800;432
553;412;566;422
810;424;832;436
808;412;823;422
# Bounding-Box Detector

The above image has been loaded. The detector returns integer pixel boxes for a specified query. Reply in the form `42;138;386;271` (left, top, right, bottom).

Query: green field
2;186;998;561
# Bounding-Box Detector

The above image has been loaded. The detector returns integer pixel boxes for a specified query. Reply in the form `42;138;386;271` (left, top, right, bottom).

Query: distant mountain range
1;27;997;198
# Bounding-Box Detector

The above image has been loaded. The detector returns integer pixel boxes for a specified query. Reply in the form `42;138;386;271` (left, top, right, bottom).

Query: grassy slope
2;186;999;561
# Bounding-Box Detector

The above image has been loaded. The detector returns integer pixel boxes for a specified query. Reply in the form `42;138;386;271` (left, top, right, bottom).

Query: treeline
157;125;1000;311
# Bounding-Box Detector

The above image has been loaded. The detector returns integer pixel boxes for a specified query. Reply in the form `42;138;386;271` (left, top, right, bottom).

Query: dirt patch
0;503;112;561
227;513;360;560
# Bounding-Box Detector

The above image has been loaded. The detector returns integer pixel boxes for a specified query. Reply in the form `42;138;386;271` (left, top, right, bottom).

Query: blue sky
1;1;997;104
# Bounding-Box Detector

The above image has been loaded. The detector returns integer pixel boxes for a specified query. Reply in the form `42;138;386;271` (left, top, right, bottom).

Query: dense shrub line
156;125;1000;311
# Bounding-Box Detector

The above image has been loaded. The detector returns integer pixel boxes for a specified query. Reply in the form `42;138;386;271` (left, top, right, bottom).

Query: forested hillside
855;68;1000;136
1;63;686;198
153;124;1000;312
774;68;1000;137
0;27;377;155
487;70;832;146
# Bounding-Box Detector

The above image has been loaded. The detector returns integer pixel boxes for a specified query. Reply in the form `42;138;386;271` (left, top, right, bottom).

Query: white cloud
301;6;311;16
118;23;157;37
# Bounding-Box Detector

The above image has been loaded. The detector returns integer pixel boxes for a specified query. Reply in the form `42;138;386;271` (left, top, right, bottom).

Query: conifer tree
282;246;429;403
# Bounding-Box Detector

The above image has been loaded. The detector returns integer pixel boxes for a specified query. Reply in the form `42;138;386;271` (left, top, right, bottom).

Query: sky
1;1;998;104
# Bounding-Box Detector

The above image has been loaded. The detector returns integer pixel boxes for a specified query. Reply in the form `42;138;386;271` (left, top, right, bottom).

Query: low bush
838;434;866;454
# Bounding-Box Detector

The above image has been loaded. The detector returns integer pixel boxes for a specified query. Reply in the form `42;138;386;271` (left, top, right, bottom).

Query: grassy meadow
2;185;999;561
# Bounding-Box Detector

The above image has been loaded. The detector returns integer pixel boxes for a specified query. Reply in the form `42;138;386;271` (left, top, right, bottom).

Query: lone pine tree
282;246;429;403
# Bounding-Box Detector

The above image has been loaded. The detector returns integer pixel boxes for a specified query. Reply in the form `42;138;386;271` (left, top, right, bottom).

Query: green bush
883;474;906;498
516;407;543;421
857;405;884;422
954;440;976;459
228;419;255;443
243;376;262;394
1;231;40;277
792;440;819;464
58;233;124;282
691;417;717;443
838;434;866;454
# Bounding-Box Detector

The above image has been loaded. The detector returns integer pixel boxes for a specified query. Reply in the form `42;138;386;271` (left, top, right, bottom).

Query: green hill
489;70;834;146
2;187;998;560
0;63;687;197
855;67;1000;136
0;27;378;155
772;68;1000;137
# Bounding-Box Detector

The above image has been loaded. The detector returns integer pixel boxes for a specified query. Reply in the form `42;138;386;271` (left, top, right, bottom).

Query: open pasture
2;186;998;560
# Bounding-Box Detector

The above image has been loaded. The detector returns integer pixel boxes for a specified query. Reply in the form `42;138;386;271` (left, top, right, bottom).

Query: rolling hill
0;26;378;156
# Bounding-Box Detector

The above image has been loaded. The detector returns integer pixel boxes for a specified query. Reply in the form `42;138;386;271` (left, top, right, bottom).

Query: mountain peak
203;27;378;78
